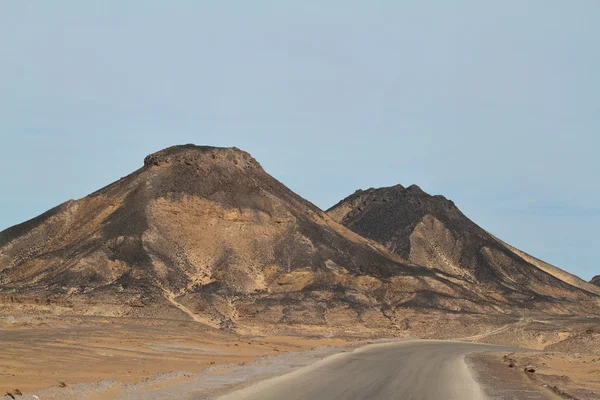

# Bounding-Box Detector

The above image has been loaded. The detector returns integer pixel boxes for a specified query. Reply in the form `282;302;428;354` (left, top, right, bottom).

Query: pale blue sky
1;1;598;280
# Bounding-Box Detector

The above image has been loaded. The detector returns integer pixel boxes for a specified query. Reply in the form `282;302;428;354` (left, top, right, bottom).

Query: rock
502;354;516;368
524;365;536;373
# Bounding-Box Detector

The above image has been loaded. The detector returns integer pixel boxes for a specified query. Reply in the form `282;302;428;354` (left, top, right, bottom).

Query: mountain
0;145;486;333
1;146;598;335
327;184;600;308
592;276;600;287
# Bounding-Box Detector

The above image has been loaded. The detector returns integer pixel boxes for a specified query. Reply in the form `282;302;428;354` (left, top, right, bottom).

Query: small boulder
524;365;536;373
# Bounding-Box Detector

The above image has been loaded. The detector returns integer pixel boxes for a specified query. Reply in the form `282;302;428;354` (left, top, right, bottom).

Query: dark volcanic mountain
0;146;598;334
328;184;600;307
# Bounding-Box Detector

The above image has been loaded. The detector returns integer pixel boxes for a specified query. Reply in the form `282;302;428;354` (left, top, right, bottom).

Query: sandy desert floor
1;313;599;399
508;352;600;399
0;314;346;398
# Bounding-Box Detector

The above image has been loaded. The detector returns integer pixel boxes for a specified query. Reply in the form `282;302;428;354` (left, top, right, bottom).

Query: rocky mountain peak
407;184;426;194
143;144;260;170
328;184;458;224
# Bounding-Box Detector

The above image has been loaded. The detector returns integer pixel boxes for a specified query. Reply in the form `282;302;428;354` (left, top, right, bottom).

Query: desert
1;145;598;399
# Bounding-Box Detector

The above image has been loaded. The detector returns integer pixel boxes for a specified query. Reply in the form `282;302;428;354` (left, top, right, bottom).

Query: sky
0;1;598;280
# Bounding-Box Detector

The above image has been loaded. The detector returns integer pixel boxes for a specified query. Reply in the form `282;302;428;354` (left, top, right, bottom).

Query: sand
509;352;600;399
0;315;345;397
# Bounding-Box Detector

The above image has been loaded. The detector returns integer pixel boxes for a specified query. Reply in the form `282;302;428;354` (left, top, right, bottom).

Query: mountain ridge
1;145;598;335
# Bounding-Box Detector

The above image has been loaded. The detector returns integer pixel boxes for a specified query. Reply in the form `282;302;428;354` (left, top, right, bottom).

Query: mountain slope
494;237;600;296
592;276;600;287
327;184;600;307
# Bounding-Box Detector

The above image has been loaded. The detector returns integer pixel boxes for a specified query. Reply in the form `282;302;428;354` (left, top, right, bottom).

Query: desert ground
0;313;348;399
1;311;598;399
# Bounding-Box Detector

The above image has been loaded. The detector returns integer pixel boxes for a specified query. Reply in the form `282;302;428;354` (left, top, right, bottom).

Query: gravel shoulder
467;352;561;400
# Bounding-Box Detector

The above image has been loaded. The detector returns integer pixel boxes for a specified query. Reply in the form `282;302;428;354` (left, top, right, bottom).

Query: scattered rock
502;354;517;368
524;365;536;373
58;381;67;388
13;390;21;396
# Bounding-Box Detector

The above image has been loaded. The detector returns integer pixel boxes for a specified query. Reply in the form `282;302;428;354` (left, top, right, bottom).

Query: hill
327;184;600;311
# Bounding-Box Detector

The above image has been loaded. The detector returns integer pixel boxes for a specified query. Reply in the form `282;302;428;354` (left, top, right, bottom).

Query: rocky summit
591;276;600;287
0;145;598;335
